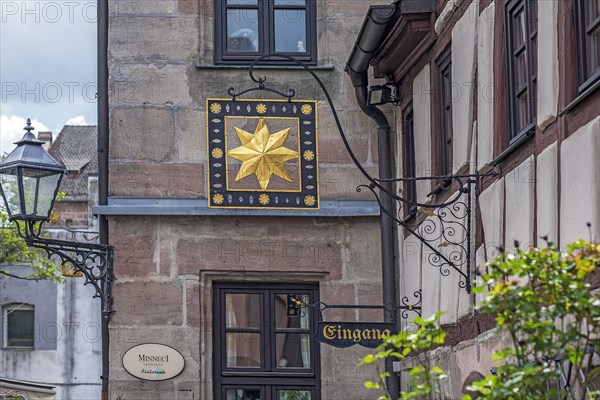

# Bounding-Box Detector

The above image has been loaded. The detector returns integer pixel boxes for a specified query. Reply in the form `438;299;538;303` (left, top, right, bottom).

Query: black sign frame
206;98;319;210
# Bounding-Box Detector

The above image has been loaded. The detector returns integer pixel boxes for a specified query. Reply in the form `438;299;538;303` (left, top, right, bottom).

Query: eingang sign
315;322;396;349
122;343;185;381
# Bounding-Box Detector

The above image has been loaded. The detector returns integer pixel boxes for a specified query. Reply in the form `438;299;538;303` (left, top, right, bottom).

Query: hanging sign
122;343;185;381
316;322;396;349
206;98;319;210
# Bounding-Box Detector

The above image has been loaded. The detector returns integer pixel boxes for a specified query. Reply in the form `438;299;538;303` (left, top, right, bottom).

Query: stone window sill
196;64;336;72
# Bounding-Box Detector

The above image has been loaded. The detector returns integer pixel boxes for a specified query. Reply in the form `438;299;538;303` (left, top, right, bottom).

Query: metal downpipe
345;5;399;397
355;84;399;399
97;0;110;398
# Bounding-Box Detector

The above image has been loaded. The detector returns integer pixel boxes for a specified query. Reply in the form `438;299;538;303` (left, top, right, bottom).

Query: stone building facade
100;1;392;399
98;0;599;399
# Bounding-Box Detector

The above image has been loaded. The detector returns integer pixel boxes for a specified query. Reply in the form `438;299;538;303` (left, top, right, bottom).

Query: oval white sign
122;343;185;381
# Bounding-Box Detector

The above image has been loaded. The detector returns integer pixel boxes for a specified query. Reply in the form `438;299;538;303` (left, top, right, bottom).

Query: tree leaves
362;240;600;399
0;210;62;282
468;240;600;399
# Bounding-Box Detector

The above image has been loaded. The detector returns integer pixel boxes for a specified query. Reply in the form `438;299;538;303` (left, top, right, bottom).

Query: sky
0;0;97;155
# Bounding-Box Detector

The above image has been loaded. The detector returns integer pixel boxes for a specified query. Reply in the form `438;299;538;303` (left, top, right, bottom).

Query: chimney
38;131;53;149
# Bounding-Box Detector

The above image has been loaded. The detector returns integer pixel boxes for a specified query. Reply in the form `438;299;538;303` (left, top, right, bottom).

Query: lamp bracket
16;221;114;320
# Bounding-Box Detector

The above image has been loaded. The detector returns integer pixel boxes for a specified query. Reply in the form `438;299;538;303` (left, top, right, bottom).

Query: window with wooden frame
3;304;34;349
213;283;320;400
403;105;417;218
214;0;317;65
436;47;453;177
505;0;538;142
574;0;600;91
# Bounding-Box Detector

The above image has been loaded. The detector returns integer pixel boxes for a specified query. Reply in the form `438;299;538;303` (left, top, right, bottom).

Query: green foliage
363;240;600;400
0;210;62;282
362;312;447;400
0;391;29;400
466;240;600;399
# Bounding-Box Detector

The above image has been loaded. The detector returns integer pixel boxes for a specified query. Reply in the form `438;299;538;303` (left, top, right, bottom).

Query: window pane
439;61;453;175
275;333;310;368
277;390;311;400
588;26;600;73
512;9;526;47
226;332;261;367
7;309;34;348
227;388;262;400
515;50;528;88
226;294;260;328
443;71;452;107
527;0;537;34
275;0;306;4
275;294;309;329
227;9;259;52
530;39;537;74
516;91;529;133
274;9;306;52
0;173;21;216
21;169;61;218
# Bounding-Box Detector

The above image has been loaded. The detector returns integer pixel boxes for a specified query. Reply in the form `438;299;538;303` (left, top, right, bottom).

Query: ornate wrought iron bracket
228;55;300;101
292;289;422;322
16;221;114;321
227;86;295;102
231;55;499;294
359;172;497;294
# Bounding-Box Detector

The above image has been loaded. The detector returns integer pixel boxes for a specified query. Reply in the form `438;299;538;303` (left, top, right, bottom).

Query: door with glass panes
213;283;320;400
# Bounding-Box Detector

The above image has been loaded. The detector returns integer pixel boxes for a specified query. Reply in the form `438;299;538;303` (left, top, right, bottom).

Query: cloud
0;115;50;155
65;115;88;126
1;0;97;135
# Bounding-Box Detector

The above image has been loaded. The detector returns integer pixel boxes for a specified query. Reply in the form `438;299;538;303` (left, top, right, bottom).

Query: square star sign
206;99;319;210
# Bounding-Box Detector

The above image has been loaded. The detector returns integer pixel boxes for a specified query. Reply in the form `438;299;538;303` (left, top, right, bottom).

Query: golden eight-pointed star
228;118;299;190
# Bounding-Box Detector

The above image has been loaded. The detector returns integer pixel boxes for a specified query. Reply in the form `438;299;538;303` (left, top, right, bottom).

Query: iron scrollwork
290;289;422;323
228;57;297;101
397;289;423;321
359;174;495;293
16;220;114;320
233;54;498;294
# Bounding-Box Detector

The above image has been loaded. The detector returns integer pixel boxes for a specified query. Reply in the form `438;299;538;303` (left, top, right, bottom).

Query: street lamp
0;119;113;399
0;120;65;227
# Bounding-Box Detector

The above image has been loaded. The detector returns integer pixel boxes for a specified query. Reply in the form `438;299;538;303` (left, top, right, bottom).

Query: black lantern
0;119;66;224
0;118;113;397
